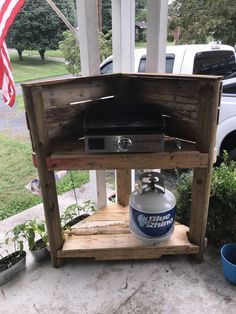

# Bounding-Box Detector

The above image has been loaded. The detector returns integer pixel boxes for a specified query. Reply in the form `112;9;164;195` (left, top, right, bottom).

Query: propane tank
129;172;176;245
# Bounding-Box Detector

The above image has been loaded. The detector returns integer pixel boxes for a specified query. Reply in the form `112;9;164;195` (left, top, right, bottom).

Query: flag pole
45;0;77;35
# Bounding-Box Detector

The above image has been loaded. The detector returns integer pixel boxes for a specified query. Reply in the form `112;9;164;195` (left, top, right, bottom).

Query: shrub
176;155;236;247
59;30;112;75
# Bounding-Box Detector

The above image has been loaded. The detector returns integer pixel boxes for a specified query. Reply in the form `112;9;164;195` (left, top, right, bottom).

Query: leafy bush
59;30;81;75
59;30;112;75
176;155;236;247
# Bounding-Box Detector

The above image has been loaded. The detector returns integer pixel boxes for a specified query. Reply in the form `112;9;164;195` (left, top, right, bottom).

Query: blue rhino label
130;206;176;238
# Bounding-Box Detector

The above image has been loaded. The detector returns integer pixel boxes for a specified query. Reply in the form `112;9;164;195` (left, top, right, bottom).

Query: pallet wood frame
22;73;221;267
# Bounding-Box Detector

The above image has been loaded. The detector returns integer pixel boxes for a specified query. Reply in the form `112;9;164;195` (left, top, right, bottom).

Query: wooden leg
188;167;212;261
89;170;107;209
116;169;132;206
38;169;64;268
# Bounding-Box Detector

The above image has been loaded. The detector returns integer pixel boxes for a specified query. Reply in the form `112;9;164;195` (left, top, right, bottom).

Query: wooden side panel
127;77;200;121
22;86;63;268
41;75;119;109
45;103;87;141
189;79;222;261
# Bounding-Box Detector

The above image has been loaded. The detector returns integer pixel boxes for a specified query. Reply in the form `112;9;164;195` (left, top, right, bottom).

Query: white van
100;44;236;161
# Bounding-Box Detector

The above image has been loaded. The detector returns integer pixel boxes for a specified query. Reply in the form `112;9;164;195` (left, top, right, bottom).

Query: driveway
0;92;29;140
0;74;74;140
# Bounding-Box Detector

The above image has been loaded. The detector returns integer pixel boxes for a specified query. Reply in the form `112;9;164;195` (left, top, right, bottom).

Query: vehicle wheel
228;148;236;162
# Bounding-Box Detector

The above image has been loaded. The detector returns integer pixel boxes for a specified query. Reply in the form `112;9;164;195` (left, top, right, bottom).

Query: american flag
0;0;25;107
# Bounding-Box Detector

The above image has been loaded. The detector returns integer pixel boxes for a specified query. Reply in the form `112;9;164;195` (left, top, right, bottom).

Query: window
138;54;175;73
100;54;175;74
100;61;113;74
193;51;236;79
223;83;236;94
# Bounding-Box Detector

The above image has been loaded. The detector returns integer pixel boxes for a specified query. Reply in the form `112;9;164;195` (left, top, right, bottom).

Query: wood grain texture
22;86;63;268
46;151;208;171
116;169;131;206
189;79;222;261
58;204;199;260
58;224;199;260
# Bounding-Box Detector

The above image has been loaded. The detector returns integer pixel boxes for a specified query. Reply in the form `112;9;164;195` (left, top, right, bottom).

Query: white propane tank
129;172;176;245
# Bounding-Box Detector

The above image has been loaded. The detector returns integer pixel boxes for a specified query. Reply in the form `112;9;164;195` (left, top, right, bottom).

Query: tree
59;30;112;75
102;0;148;33
136;0;147;21
102;0;112;33
170;0;236;46
7;0;76;61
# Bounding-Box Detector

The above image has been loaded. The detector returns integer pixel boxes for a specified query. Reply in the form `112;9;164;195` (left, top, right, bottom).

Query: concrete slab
0;184;236;314
0;246;236;314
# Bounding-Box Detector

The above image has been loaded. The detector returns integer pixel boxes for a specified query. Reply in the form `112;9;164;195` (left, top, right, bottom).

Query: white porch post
76;0;107;209
111;0;135;202
145;0;168;174
112;0;135;72
146;0;168;73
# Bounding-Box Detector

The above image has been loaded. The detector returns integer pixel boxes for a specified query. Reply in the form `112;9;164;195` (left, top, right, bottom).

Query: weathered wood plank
41;75;118;109
128;78;200;121
69;221;130;235
80;212;128;221
46;151;208;171
22;86;63;268
45;103;87;140
189;79;222;261
58;224;199;259
116;169;131;207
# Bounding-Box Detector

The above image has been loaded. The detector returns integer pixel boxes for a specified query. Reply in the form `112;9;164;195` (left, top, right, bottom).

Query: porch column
111;0;135;205
145;0;168;173
112;0;135;72
76;0;107;209
146;0;168;73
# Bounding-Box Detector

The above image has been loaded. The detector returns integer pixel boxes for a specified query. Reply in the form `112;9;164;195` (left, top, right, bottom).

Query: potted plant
21;218;49;262
61;200;95;230
0;224;26;286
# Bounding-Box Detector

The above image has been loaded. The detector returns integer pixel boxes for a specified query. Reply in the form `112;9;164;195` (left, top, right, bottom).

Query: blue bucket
221;243;236;285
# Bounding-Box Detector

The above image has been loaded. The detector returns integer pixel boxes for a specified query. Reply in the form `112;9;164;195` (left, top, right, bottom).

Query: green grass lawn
10;49;65;59
15;94;24;111
0;51;89;221
10;54;69;83
0;134;89;221
135;42;146;48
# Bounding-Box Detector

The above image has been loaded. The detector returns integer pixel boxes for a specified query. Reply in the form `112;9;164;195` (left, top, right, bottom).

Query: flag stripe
0;0;25;46
0;0;24;107
1;41;15;106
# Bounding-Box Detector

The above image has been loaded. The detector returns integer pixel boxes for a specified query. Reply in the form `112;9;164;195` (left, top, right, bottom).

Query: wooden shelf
58;204;199;260
46;151;208;170
42;139;209;171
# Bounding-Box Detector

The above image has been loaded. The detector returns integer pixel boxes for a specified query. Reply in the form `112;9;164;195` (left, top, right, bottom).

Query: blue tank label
130;206;176;238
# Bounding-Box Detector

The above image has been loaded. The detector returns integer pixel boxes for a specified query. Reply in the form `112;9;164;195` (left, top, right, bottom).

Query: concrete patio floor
1;184;236;314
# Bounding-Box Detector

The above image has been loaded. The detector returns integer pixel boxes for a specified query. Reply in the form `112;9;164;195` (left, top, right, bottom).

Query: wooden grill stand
22;73;221;267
